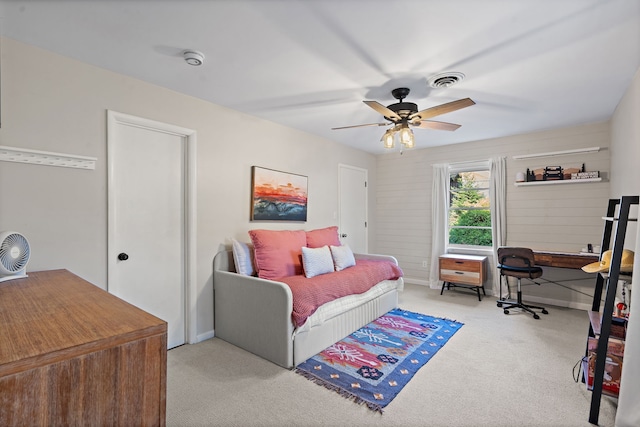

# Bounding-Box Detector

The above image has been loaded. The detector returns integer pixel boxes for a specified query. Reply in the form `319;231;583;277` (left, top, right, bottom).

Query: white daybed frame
213;250;403;369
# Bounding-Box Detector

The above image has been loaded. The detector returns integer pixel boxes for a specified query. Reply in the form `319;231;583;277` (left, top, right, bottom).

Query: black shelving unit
587;196;638;425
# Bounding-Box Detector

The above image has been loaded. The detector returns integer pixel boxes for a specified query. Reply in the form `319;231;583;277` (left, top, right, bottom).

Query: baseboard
405;279;590;311
405;278;474;291
403;277;431;287
519;295;591;311
195;330;215;343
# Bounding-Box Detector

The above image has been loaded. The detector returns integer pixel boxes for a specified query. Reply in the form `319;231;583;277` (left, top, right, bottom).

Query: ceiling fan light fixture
333;87;473;151
399;124;414;148
381;129;395;149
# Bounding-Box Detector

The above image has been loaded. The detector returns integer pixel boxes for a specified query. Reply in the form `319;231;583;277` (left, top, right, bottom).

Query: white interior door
338;164;368;254
108;111;194;349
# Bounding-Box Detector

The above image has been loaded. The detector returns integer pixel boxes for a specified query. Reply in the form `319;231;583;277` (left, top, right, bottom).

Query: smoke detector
183;50;204;66
428;72;465;88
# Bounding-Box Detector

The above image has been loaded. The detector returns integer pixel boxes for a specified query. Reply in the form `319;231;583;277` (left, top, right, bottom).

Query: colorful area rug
295;308;463;412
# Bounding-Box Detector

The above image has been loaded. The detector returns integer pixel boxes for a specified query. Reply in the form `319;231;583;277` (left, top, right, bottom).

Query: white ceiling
2;0;639;154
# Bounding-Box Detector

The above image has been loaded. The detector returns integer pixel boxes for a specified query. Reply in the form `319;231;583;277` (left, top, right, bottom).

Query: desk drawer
440;269;481;285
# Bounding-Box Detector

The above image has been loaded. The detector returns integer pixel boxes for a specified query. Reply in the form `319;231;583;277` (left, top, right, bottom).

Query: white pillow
330;244;356;271
301;245;335;278
231;239;255;276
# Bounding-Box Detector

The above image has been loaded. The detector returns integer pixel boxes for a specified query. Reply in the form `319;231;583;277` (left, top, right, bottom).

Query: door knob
341;234;348;238
117;253;129;261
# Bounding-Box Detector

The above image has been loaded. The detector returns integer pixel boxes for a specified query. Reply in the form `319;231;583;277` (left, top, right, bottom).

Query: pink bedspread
278;259;403;327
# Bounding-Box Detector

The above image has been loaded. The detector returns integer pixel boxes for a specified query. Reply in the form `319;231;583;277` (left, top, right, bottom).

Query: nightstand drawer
440;269;481;285
440;257;482;273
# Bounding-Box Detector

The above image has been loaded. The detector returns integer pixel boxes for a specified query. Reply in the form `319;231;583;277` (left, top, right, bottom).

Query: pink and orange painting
251;166;308;221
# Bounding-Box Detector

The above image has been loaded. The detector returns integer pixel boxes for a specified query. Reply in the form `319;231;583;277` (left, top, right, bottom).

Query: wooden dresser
0;269;167;426
439;254;487;301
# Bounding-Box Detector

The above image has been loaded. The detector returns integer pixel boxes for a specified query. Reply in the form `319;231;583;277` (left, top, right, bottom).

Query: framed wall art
251;166;308;221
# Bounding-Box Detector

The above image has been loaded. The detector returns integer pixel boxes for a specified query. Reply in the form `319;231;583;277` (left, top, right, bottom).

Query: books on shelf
571;171;600;179
584;336;625;397
588;311;628;339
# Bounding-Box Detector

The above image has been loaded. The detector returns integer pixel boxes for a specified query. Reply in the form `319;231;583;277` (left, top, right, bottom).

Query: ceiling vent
183;50;205;66
428;72;465;89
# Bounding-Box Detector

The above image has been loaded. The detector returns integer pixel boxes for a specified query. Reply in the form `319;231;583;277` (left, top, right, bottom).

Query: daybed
212;228;404;369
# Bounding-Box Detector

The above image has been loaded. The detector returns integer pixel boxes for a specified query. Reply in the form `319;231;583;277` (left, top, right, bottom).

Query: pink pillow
248;229;307;280
306;226;340;248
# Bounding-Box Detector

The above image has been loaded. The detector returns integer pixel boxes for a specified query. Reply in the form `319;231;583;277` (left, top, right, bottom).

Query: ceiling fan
332;87;475;149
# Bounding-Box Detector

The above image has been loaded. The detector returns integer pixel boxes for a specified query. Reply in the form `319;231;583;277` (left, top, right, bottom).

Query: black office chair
496;247;549;319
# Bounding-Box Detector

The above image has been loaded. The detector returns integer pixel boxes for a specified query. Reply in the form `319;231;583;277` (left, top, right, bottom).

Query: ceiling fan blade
409;98;475;121
363;100;401;121
413;120;461;131
331;122;388;130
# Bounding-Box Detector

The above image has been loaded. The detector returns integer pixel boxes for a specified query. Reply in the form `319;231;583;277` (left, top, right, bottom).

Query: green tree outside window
449;171;492;247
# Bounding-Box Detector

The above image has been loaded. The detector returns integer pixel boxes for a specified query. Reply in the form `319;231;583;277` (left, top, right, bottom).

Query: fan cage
0;232;30;274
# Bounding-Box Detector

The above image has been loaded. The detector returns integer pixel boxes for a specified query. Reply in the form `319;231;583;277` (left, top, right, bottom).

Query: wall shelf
514;178;602;187
0;145;96;170
512;146;600;160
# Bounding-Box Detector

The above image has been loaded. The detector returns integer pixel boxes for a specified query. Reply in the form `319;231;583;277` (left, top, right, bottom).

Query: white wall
611;66;640;250
376;121;611;308
610;64;640;427
0;37;377;339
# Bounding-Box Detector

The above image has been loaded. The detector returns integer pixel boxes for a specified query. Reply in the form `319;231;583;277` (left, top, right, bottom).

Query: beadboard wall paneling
375;121;611;304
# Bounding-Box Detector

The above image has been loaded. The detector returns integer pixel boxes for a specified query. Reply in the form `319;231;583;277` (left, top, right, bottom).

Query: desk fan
0;231;30;282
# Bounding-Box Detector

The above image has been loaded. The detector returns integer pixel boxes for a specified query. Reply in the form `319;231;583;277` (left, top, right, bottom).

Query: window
448;165;492;247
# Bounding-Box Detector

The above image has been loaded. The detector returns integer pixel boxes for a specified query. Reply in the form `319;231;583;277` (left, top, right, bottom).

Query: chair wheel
542;309;549;315
503;309;509;315
497;302;503;307
534;314;540;319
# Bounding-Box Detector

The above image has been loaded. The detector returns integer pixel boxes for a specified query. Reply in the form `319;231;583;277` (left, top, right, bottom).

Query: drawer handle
455;271;464;274
455;261;464;264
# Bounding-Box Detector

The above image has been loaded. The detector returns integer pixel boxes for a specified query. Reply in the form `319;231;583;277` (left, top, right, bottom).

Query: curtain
489;156;507;296
430;164;449;288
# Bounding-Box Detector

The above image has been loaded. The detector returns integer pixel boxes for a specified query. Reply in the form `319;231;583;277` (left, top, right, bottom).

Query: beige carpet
166;283;617;426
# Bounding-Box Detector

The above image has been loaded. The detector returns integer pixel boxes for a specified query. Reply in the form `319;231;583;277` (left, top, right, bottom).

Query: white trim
196;330;215;343
448;159;490;173
447;247;495;255
186;124;198;345
512;146;600;160
448;162;493;249
107;110;198;346
519;295;591;311
404;277;431;287
0;145;97;169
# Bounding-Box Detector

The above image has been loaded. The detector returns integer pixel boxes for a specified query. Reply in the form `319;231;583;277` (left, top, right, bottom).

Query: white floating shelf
514;178;602;187
512;146;600;160
0;145;96;170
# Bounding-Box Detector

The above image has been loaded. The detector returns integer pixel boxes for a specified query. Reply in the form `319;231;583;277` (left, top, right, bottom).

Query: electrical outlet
422;261;428;268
